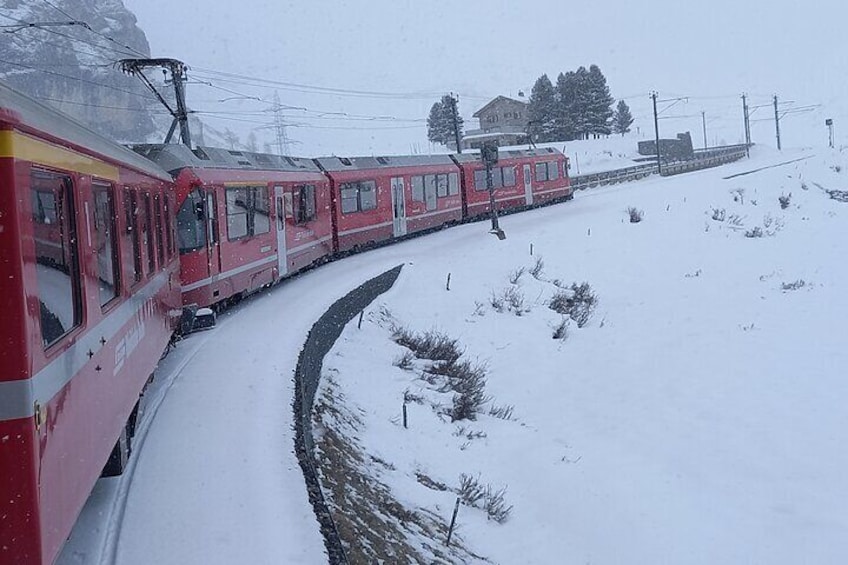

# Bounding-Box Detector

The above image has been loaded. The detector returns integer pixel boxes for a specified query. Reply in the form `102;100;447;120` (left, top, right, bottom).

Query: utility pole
449;93;463;153
119;58;192;147
272;91;291;155
701;111;707;149
773;94;782;150
481;142;505;240
651;91;661;174
742;93;751;157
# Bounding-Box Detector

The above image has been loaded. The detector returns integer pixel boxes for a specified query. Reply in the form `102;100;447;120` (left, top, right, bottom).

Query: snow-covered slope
314;146;848;563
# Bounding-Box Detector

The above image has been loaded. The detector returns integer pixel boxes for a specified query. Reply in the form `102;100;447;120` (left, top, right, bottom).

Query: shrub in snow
491;286;527;315
781;279;806;291
508;266;526;284
488;403;515;420
779;193;792;209
627;206;644;223
394;351;414;370
483;486;513;524
832;165;842;173
552;317;569;340
711;207;726;221
457;474;513;524
450;364;490;422
549;282;598;328
392;327;462;364
732;188;745;204
530;256;545;279
744;226;763;238
827;189;848;202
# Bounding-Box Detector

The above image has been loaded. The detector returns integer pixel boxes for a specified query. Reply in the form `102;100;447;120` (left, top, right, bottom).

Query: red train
0;81;571;565
1;83;181;564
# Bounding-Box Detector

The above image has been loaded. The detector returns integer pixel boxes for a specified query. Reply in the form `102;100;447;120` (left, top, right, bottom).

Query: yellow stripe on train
0;130;119;181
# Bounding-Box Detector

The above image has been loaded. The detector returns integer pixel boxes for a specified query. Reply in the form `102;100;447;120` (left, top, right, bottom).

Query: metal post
450;93;462;154
742;94;751;157
652;92;661;174
486;161;500;232
446;497;461;547
701;111;707;149
773;95;781;150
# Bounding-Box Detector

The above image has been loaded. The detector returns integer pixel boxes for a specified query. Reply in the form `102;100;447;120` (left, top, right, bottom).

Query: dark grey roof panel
315;154;457;172
451;146;562;163
132;143;323;174
0;81;172;182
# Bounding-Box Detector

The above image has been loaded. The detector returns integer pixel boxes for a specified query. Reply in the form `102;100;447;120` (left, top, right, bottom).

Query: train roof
0;81;172;182
451;146;563;164
314;154;456;172
132;143;322;175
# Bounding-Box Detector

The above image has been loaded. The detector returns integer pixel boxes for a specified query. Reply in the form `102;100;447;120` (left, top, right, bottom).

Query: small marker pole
446;273;451;291
530;243;534;256
357;310;364;329
402;402;408;429
446;497;461;547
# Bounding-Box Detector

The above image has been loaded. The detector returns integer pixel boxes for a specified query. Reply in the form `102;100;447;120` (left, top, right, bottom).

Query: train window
535;162;549;182
411;176;425;202
164;194;174;258
535;161;558;182
124;190;142;284
93;183;120;307
295;185;316;224
143;193;155;274
436;174;449;198
177;189;207;253
225;185;269;240
207;192;218;244
30;170;83;348
448;173;459;195
502;167;516;187
339;180;377;213
474;169;487;191
154;194;165;267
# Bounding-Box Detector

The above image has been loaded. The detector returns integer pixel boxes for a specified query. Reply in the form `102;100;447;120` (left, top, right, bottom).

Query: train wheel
102;420;132;477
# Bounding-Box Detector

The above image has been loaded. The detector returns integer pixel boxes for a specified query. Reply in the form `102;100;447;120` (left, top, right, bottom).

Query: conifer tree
553;72;576;141
528;74;557;142
427;95;463;147
585;65;615;137
612;100;634;135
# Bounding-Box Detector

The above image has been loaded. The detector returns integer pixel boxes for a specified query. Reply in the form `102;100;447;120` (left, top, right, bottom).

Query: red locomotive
0;82;181;565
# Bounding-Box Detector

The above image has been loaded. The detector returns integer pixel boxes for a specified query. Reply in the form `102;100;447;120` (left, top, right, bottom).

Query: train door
523;164;533;205
390;177;407;237
274;185;288;276
205;190;221;283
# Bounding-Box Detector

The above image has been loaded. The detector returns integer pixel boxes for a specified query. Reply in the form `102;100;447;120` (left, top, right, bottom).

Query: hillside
313;146;848;563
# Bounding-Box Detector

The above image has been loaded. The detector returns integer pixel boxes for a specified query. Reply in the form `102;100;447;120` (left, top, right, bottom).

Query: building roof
472;95;528;118
452;146;562;163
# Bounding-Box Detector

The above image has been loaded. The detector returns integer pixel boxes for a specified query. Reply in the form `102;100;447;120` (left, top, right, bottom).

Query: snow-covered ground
60;144;847;564
314;146;848;563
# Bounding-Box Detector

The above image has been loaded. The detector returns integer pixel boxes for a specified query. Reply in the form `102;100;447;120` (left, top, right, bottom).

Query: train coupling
179;305;217;334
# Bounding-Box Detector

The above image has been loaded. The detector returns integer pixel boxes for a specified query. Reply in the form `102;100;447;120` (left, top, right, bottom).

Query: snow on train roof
132;143;323;175
451;146;563;163
314;154;456;172
0;81;172;182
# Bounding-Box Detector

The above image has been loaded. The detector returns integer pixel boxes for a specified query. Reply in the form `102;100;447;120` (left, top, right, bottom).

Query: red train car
315;155;463;253
452;147;572;218
0;83;180;564
133;144;333;309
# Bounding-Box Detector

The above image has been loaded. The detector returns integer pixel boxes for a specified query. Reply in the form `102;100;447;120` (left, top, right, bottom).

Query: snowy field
314;146;848;564
59;144;847;564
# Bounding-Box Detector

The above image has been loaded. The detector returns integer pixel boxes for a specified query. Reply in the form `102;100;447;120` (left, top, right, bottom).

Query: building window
295;184;316;224
93;183;120;307
535;161;560;182
339;180;377;214
226;185;270;240
30;170;83;347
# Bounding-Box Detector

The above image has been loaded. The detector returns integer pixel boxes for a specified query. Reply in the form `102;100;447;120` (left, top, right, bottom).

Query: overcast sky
124;0;845;156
